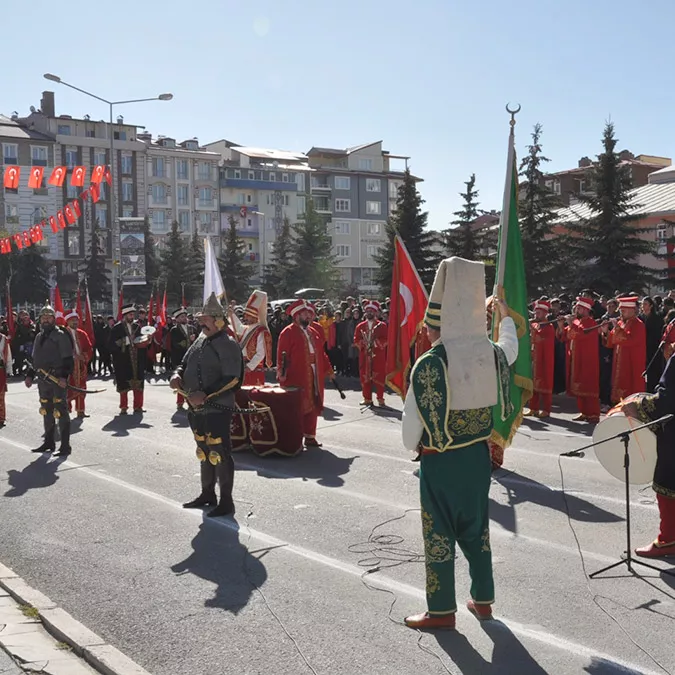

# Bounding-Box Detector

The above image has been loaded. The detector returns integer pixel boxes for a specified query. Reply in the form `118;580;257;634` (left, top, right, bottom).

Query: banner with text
119;222;146;286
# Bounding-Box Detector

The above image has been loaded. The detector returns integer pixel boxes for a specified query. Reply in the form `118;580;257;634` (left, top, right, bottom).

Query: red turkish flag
53;285;66;326
0;239;11;254
49;216;58;233
72;200;81;218
28;166;44;189
30;226;42;243
71;166;86;187
385;235;430;399
22;231;32;248
64;204;76;225
89;184;100;203
3;166;20;189
91;165;105;184
48;166;66;187
57;210;67;229
104;168;112;186
12;234;23;250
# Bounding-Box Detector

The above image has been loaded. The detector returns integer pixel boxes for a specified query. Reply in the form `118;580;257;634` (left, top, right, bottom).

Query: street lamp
43;73;173;316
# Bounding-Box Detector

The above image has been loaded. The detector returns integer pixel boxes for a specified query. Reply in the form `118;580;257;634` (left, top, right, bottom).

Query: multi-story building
139;133;220;248
541;151;671;206
18;91;147;291
0;114;57;274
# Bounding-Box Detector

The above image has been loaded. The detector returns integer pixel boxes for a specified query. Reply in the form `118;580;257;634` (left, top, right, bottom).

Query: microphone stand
642;321;675;380
561;414;675;579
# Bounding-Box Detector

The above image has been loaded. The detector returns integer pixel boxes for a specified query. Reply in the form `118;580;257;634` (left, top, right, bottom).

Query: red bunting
57;211;67;229
0;239;11;254
90;183;100;203
49;216;58;233
91;165;105;184
29;226;42;243
12;234;23;249
72;200;81;218
64;204;76;225
3;166;20;189
48;166;66;187
104;168;112;186
71;166;86;187
22;231;32;248
28;166;44;189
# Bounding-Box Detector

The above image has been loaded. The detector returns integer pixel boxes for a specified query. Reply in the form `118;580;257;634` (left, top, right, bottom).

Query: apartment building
17;91;146;290
0;114;57;272
139;133;220;248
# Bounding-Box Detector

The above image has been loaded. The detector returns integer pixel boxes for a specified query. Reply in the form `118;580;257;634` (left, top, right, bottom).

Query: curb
0;562;152;675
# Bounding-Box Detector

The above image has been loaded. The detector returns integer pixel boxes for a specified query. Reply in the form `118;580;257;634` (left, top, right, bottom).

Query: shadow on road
433;619;548;674
584;655;650;674
171;517;267;614
521;415;594;437
3;453;65;497
322;406;344;422
170;409;190;428
100;414;152;437
490;471;623;535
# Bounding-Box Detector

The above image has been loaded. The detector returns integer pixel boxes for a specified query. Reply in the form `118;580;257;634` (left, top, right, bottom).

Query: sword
34;367;107;395
331;376;346;400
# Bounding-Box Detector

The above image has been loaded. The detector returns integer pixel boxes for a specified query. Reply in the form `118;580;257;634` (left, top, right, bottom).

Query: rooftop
0;114;54;141
307;141;382;156
234;146;307;162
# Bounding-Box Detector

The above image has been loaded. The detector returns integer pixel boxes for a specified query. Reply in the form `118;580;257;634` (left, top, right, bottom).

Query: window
152;158;165;178
67;235;81;256
283;195;289;206
367;245;380;258
32;205;47;223
335;199;351;212
234;169;241;179
334;221;350;235
247;242;253;252
113;130;127;141
358;158;373;171
238;193;246;205
389;180;402;199
67;183;78;199
247;218;252;228
65;149;78;168
199;187;213;206
297;196;306;214
366;178;381;192
94;150;107;166
367;223;382;236
177;184;189;206
96;205;108;226
296;173;305;192
58;125;71;135
178;210;190;231
2;144;18;163
86;130;95;138
254;170;262;180
152;183;167;204
336;245;351;258
199;213;215;233
269;172;276;182
99;183;108;201
122;181;134;202
657;223;669;242
122;207;134;218
334;176;351;190
4;203;18;224
176;159;189;180
282;173;289;182
31;146;48;166
152;210;168;231
198;162;212;180
121;154;133;175
366;201;381;215
247;194;252;203
267;218;274;230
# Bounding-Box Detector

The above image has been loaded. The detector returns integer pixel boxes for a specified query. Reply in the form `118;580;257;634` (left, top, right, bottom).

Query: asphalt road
0;374;674;675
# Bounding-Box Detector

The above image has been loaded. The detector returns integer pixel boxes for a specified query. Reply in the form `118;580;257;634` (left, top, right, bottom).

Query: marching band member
0;329;12;427
525;299;555;418
354;300;388;406
231;290;273;387
601;296;646;404
276;300;334;448
170;308;197;409
65;311;93;418
557;297;600;423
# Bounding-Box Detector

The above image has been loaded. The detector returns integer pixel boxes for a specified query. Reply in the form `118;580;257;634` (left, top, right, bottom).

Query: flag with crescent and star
3;166;20;189
385;235;429;398
27;167;44;189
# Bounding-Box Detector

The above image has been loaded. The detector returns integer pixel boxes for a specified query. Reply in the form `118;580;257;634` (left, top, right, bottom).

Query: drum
592;394;657;485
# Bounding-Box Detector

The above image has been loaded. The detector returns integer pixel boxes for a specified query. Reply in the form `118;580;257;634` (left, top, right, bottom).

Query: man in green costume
402;257;518;630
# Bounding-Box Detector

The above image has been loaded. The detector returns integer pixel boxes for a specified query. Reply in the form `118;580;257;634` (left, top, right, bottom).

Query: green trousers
419;441;494;615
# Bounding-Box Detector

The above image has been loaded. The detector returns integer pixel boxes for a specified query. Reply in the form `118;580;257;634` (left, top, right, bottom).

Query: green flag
490;116;533;467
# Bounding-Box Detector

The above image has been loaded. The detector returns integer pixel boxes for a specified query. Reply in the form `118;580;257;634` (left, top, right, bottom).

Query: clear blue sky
2;0;673;230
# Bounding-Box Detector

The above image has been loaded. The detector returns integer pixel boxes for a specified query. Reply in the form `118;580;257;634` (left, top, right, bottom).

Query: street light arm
111;96;171;106
52;79;111;105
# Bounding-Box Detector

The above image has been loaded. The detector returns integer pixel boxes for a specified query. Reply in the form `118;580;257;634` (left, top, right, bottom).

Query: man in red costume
557;297;600;423
354;300;388;406
601;296;647;404
65;310;93;418
526;299;555;418
231;290;272;387
276;300;333;448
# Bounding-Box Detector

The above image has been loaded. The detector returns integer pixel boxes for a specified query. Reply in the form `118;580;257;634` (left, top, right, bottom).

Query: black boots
55;415;71;457
31;441;55;453
183;463;217;509
207;456;235;518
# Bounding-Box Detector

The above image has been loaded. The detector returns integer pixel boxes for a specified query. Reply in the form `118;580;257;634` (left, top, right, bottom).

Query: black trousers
37;380;70;449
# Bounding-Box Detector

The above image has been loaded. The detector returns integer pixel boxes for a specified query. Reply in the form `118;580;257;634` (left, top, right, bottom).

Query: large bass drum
592;394;657;485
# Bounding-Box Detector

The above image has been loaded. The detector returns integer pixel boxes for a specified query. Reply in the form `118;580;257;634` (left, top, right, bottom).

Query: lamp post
43;74;172;316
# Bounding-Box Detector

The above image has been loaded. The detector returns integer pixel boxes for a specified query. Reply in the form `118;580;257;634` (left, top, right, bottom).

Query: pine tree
184;232;204;306
80;221;110;303
219;215;252;302
518;124;565;297
12;245;49;304
373;168;437;295
565;122;655;294
262;216;296;298
159;221;189;304
290;199;340;293
143;216;160;290
444;173;483;260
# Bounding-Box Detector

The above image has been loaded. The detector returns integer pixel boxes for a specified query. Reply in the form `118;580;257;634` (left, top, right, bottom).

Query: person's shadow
101;414;152;437
4;454;64;497
584;655;654;674
322;406;343;422
170;409;190;428
434;620;549;674
171;517;267;612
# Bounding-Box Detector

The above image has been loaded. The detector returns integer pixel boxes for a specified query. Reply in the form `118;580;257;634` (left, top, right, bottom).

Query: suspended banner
119;220;146;286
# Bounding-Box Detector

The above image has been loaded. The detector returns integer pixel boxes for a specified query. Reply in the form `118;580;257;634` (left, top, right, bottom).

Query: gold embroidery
422;510;453;563
481;527;491;553
193;433;206;442
426;564;440;596
417;362;444;447
422;511;433;537
39;408;47;416
196;448;206;462
448;407;491;438
208;451;222;466
654;482;675;499
205;433;222;446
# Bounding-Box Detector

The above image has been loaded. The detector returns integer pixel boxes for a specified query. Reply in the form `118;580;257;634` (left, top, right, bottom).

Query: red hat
364;300;380;313
618;296;639;309
286;299;315;318
575;297;593;312
65;310;78;321
533;300;550;312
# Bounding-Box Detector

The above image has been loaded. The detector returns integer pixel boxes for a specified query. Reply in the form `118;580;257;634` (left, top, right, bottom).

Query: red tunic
241;324;272;387
354;320;388;390
276;323;332;415
561;317;599;397
605;316;647;403
531;322;555;395
67;327;93;410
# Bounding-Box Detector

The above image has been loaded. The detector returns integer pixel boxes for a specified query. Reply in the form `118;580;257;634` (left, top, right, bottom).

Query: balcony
220;177;297;192
198;198;216;209
314;198;331;213
310;179;331;191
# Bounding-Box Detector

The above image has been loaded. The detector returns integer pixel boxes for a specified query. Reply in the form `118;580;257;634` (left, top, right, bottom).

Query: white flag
203;237;226;305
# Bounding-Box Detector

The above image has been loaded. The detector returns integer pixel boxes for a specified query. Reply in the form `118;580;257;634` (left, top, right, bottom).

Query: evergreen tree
219;215;252;302
444;173;483;260
565;122;655;294
159;221;189;304
373;168;437;295
184;232;205;306
518;124;565;297
79;221;110;303
262;216;296;298
12;245;49;304
142;216;160;298
289;199;340;293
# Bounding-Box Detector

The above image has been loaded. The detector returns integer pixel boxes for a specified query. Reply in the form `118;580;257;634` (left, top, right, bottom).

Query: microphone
560;449;585;458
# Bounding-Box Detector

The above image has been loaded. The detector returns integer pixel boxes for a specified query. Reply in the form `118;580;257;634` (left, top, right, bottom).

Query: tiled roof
0;115;53;141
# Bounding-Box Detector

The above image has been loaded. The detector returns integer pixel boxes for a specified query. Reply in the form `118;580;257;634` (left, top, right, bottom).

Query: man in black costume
169;308;197;410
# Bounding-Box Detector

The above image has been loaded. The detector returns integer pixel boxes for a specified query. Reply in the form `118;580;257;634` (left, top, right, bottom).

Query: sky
2;0;674;231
